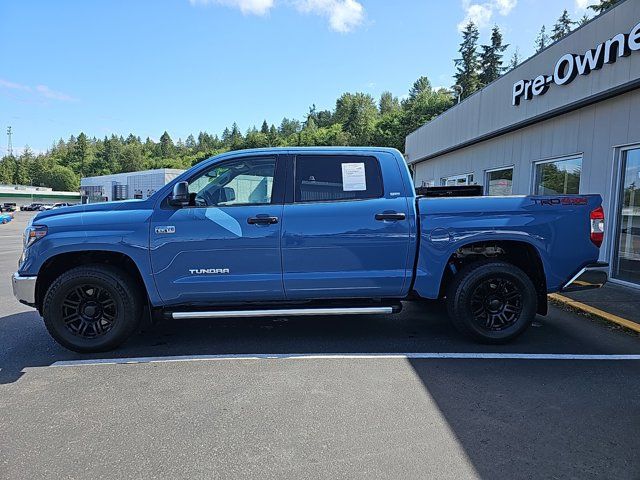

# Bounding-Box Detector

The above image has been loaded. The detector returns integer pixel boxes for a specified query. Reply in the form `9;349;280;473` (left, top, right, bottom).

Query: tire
42;265;142;352
446;260;537;344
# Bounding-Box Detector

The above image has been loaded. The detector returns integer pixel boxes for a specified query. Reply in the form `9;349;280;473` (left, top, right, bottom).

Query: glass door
613;148;640;284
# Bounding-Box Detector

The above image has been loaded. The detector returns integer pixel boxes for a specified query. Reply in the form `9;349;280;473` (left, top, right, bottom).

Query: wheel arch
438;239;548;315
35;250;148;313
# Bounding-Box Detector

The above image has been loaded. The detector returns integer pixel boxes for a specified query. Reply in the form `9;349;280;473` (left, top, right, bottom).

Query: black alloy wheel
469;277;523;332
61;284;118;338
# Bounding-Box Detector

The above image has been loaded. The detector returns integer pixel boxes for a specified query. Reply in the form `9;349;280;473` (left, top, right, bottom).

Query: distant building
80;168;184;203
0;184;80;207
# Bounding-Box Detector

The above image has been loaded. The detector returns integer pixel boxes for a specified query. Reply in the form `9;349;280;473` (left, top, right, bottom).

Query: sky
1;0;596;155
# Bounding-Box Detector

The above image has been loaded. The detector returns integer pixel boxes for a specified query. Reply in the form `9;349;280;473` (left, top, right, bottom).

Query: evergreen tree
260;120;269;134
72;133;92;177
535;25;550;53
479;26;509;86
278;118;301;137
589;0;620;14
408;77;432;100
577;14;591;26
454;21;481;99
185;134;196;149
159;131;174;158
229;123;243;149
508;47;521;70
550;10;574;42
379;91;400;115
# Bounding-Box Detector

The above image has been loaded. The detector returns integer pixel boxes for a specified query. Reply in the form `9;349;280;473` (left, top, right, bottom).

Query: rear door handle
247;215;279;225
375;212;406;221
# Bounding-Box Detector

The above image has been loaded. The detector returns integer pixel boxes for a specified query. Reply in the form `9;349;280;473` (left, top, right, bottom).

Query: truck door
281;153;412;300
150;155;285;305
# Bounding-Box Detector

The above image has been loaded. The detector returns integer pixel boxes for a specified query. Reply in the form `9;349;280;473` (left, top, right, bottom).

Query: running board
171;306;395;320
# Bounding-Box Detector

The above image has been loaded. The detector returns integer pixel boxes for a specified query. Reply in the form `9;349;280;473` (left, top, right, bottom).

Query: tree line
0;0;619;192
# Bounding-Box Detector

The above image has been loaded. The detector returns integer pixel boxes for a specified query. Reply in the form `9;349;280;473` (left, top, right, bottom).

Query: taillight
590;206;604;248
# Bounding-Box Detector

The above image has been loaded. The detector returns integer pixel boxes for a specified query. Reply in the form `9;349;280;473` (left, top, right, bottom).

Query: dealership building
406;0;640;288
80;168;184;203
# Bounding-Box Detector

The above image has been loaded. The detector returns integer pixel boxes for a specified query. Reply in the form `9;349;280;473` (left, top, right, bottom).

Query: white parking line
50;352;640;367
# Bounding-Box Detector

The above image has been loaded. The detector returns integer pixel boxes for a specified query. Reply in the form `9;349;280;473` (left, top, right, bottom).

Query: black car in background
21;203;44;211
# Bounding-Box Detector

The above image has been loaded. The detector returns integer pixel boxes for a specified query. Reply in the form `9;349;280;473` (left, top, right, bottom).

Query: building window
485;167;513;196
613;147;640;285
534;156;582;195
441;173;474;186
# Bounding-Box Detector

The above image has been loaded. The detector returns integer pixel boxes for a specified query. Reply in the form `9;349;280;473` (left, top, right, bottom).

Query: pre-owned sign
512;21;640;106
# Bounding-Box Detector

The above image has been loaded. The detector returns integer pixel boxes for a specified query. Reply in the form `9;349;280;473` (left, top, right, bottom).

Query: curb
549;293;640;334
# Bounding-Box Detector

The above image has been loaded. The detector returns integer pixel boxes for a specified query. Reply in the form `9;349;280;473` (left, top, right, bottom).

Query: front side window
295;155;383;202
188;156;276;207
534;157;582;195
485;168;513;196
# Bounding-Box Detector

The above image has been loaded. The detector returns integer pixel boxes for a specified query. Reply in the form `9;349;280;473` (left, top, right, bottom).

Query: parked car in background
0;212;13;224
38;204;54;211
1;203;17;212
21;203;44;211
12;147;608;353
51;202;72;209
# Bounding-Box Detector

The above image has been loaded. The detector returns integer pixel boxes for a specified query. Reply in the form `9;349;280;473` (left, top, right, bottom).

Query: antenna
6;126;13;156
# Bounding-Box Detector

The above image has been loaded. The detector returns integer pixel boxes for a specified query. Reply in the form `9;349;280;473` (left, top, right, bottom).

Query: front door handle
247;215;279;225
375;212;406;221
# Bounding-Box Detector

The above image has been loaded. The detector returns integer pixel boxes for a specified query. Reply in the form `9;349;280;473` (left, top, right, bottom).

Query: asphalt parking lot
1;212;640;479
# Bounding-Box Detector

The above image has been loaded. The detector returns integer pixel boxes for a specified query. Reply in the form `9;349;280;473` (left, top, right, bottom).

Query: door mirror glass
169;181;190;207
221;187;236;203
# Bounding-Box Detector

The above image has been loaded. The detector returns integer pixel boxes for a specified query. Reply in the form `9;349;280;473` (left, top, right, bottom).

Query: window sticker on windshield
341;163;367;191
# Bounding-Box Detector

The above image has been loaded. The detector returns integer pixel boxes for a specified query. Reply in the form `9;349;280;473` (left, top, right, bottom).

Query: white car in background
38;204;54;211
51;202;73;209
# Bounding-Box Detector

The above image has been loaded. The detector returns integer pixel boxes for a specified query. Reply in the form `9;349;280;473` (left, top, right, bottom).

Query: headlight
24;225;47;248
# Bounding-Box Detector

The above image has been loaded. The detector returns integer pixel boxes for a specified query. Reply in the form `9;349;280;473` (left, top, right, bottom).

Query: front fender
19;209;161;306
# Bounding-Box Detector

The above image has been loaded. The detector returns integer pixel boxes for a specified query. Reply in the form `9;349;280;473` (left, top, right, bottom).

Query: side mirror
221;187;236;203
169;181;189;207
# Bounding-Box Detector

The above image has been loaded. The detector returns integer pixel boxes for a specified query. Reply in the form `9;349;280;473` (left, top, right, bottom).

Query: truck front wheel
446;260;537;344
42;265;142;352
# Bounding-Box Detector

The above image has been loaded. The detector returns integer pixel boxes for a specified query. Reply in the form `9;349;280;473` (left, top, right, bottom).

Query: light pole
452;85;463;104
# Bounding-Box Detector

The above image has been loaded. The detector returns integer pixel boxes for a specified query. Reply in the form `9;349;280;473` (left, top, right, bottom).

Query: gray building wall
81;169;184;203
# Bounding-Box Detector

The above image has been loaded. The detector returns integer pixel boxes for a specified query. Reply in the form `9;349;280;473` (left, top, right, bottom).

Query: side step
171;306;397;320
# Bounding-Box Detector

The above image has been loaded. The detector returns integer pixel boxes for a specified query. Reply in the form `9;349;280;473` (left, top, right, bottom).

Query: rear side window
294;155;383;203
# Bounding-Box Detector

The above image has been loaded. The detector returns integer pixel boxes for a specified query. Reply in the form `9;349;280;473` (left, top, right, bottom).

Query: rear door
281;153;412;300
150;154;285;305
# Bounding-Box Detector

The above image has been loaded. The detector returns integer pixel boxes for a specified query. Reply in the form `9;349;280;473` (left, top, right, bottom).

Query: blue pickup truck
13;147;608;352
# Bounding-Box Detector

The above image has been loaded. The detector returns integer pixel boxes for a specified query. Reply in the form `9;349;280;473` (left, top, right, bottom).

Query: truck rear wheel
42;265;142;352
446;260;537;344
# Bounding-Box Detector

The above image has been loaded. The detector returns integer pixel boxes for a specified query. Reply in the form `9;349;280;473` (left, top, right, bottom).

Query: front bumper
562;262;608;292
12;273;37;306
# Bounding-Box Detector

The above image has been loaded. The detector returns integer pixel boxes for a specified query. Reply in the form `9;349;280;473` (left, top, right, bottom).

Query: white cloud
458;0;517;32
0;78;31;92
35;85;76;102
0;78;76;102
189;0;365;32
294;0;364;33
188;0;274;15
575;0;590;9
494;0;516;16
